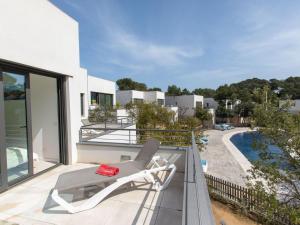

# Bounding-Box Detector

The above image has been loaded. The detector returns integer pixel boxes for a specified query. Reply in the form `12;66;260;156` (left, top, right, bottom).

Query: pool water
230;131;282;163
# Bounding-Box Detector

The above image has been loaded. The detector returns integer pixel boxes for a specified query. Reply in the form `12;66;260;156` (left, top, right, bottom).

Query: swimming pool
230;131;282;163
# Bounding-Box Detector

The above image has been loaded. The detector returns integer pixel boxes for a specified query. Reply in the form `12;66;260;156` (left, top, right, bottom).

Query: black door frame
0;68;8;192
0;60;69;191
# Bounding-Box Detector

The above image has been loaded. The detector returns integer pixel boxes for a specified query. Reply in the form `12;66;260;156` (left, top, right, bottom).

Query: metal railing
182;132;215;225
82;116;134;129
78;127;215;224
79;127;192;146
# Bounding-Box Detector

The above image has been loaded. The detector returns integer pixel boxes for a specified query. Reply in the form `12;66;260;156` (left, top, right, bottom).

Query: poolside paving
200;128;249;186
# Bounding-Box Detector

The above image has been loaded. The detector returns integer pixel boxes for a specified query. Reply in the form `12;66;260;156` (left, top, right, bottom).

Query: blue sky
51;0;300;90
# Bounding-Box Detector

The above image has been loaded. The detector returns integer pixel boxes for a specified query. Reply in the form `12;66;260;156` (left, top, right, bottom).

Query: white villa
79;68;116;119
0;1;214;225
0;0;118;186
204;98;219;110
165;94;204;116
279;99;300;114
116;90;165;106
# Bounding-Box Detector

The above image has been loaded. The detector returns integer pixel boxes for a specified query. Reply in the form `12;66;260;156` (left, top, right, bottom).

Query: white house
225;99;241;110
144;91;165;105
279;99;300;114
0;0;120;191
116;90;165;106
79;68;116;119
204;98;219;110
165;95;204;116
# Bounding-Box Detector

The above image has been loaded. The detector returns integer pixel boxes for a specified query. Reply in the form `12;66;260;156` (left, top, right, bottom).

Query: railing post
129;130;131;144
79;128;82;142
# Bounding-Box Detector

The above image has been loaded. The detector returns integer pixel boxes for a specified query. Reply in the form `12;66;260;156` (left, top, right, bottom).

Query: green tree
248;94;300;224
116;78;147;91
166;85;182;96
181;88;191;95
148;87;162;91
195;107;212;122
125;102;174;129
193;88;216;98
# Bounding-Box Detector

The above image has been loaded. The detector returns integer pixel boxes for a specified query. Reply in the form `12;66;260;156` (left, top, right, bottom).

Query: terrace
0;128;214;225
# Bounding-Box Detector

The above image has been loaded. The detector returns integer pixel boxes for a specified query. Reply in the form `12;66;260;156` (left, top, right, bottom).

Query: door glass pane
3;72;29;182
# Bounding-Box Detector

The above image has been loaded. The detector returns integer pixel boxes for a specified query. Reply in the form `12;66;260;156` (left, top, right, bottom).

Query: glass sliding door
0;75;5;190
3;72;30;183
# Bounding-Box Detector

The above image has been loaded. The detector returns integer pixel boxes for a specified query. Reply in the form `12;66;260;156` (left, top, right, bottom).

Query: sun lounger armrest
151;155;170;168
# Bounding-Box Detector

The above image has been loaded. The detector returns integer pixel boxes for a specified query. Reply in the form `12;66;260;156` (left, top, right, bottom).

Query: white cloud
107;31;203;67
232;2;300;72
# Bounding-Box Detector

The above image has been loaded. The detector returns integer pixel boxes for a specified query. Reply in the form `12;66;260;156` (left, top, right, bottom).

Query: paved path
200;128;250;186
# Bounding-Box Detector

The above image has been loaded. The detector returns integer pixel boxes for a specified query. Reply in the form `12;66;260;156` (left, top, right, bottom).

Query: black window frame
90;91;113;109
80;93;85;116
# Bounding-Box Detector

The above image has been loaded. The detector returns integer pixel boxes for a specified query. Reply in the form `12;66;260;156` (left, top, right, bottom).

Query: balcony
0;129;214;225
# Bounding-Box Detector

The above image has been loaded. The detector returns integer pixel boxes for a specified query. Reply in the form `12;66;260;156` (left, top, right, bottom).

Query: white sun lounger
51;139;176;213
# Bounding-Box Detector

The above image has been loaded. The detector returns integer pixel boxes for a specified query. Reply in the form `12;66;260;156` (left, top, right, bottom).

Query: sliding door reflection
3;72;29;182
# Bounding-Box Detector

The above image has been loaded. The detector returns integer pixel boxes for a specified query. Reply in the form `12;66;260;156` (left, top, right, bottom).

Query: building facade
165;94;204;116
116;90;165;106
279;99;300;114
0;0;116;192
203;98;219;110
79;68;116;119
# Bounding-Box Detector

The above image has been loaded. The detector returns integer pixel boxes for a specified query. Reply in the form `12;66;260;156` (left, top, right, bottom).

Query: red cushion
96;164;119;176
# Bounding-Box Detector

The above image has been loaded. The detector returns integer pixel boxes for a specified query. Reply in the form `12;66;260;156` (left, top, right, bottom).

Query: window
196;101;203;108
80;93;85;116
157;99;164;106
90;92;113;109
133;98;143;104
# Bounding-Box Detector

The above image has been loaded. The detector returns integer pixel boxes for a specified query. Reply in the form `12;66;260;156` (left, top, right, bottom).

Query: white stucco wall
279;99;300;114
204;98;219;110
166;106;179;121
156;91;165;101
292;100;300;113
144;91;156;103
0;1;82;164
87;75;116;106
116;90;144;106
117;90;165;106
165;95;203;116
78;68;89;119
77;144;186;172
0;0;80;76
116;90;132;106
131;90;144;100
87;124;137;144
144;91;165;104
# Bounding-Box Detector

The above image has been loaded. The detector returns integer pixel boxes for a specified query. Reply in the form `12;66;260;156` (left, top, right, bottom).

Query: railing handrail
80;127;191;132
182;132;215;225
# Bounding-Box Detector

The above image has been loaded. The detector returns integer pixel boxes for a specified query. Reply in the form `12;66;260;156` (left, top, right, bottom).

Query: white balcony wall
0;0;80;76
77;143;186;172
86;124;137;144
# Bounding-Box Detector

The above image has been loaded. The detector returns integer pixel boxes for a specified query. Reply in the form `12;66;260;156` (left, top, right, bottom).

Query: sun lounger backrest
135;139;160;167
